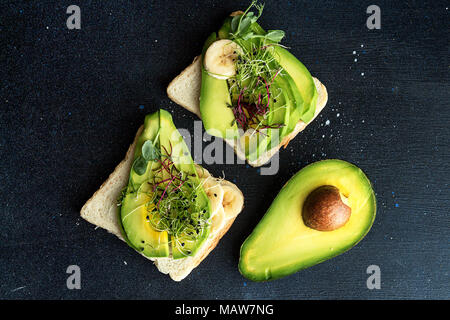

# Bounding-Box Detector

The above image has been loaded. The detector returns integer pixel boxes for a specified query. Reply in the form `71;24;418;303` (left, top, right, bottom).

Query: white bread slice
80;126;244;281
167;56;328;167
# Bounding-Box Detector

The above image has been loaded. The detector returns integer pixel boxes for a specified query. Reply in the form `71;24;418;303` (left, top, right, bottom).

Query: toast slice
167;56;328;167
80;125;244;281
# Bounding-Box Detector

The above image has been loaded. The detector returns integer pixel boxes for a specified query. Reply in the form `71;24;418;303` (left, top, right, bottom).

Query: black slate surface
1;0;449;299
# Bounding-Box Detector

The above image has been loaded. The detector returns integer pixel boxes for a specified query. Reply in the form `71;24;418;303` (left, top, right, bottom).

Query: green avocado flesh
239;160;376;281
199;14;317;161
251;22;318;124
200;33;239;139
119;110;211;259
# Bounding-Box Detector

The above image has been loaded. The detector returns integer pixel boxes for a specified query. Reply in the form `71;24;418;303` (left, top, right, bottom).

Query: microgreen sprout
143;142;209;256
119;131;210;256
227;1;287;133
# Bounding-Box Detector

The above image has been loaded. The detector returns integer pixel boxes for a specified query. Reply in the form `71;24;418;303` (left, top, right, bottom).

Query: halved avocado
239;159;376;281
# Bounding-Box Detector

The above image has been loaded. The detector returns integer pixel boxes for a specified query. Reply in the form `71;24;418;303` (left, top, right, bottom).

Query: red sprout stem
157;175;176;208
270;69;282;86
172;179;187;193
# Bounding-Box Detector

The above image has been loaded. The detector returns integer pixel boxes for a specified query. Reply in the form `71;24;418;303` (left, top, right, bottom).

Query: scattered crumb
361;72;365;76
325;120;330;126
124;261;127;265
336;113;340;117
352;50;356;54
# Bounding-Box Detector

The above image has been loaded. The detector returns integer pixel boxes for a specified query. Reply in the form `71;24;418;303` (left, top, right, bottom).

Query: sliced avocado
251;22;318;124
240;128;270;163
265;80;290;151
265;69;307;151
120;111;169;257
120;110;211;260
121;184;169;257
282;72;305;133
239;160;376;281
200;33;239;139
272;47;317;123
158;110;211;259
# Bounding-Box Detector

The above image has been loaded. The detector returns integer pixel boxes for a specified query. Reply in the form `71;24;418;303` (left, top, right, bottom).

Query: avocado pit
302;185;351;231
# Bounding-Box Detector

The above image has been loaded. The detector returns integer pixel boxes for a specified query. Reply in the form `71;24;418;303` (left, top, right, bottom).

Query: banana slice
204;39;242;80
210;206;226;237
201;176;224;218
220;180;244;220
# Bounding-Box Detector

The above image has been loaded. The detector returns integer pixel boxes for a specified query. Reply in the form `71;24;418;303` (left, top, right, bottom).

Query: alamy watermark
366;265;381;289
66;265;81;289
168;120;280;175
366;5;381;29
66;5;81;30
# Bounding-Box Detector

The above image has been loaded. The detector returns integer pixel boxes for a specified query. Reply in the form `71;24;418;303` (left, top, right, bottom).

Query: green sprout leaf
142;140;160;161
231;15;241;33
230;0;264;38
265;30;285;43
133;155;148;176
230;1;284;44
242;31;256;40
238;16;252;34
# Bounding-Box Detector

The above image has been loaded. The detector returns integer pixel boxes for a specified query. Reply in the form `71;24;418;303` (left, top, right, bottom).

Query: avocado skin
238;160;376;282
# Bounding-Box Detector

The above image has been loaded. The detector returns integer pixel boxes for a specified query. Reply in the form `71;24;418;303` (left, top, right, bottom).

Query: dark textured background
1;0;449;299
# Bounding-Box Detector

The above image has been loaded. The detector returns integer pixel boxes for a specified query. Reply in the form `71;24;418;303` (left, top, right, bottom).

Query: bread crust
166;56;202;118
80;126;143;240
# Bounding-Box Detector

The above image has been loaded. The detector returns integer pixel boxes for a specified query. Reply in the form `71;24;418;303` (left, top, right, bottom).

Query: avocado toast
80;110;244;281
167;3;328;166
